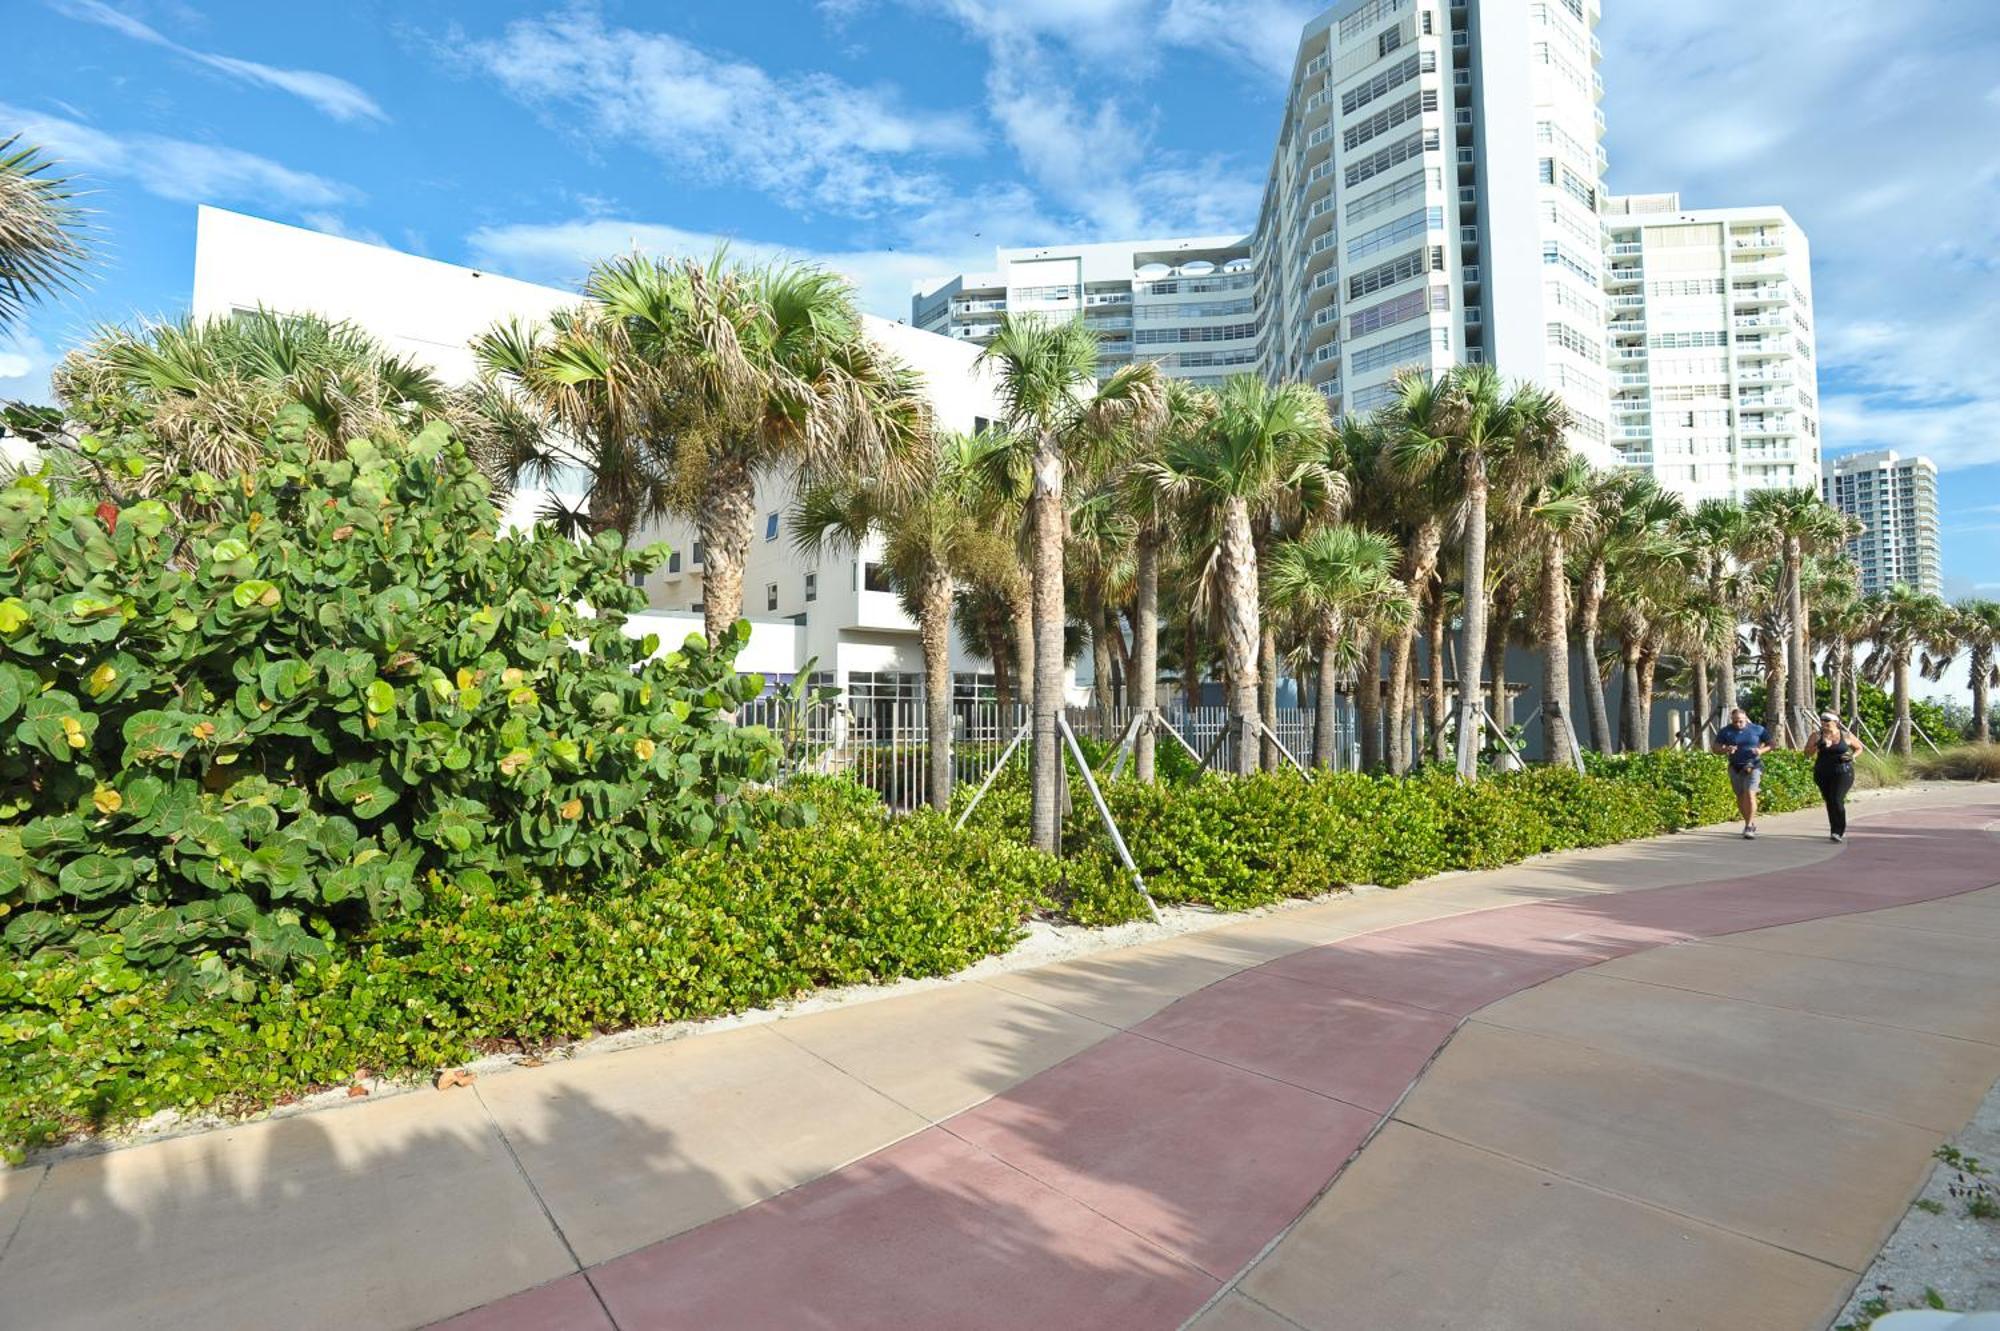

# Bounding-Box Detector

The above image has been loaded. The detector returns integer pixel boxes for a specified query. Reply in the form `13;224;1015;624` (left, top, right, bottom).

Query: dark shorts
1729;766;1761;796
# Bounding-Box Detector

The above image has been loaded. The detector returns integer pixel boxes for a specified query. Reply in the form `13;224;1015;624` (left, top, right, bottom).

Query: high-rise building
912;236;1258;390
1601;194;1822;501
1823;451;1943;597
915;0;1616;464
1255;0;1611;461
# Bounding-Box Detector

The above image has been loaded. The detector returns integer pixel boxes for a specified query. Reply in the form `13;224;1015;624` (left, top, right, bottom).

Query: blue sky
4;0;1997;595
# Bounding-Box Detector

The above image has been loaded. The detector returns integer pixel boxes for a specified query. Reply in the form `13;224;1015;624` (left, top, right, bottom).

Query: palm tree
1864;585;1951;756
793;431;1013;810
1267;525;1406;766
1574;473;1679;752
978;314;1161;851
1363;381;1453;773
1685;497;1757;736
1745;487;1854;744
1112;378;1214;781
1954;599;2000;743
0;135;88;330
1521;454;1596;766
56;309;460;487
1393;365;1570;779
1148;375;1334;775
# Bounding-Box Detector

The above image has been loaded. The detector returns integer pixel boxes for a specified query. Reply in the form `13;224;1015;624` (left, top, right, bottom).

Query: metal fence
736;694;1355;812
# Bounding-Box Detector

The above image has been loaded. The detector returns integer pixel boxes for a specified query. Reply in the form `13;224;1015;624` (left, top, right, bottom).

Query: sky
3;0;1997;595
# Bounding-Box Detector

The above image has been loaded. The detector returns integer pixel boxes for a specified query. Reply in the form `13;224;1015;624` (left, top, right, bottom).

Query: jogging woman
1803;711;1863;842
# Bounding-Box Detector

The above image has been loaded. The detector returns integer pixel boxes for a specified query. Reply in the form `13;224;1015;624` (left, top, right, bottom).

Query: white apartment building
1601;194;1822;501
189;206;1026;708
915;0;1615;464
1255;0;1611;459
912;236;1260;389
1823;450;1943;596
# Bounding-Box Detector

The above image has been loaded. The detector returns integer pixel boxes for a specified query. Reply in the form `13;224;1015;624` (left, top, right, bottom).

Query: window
1347;207;1442;261
1343;91;1436;153
1378;25;1403;57
863;562;892;593
1344;129;1438;189
1349;285;1449;339
805;572;818;603
1340;53;1421;116
973;415;993;435
1345;168;1432;224
1348;247;1436;301
764;512;780;541
1350;326;1447;375
667;550;682;574
691;601;704;614
766;582;779;612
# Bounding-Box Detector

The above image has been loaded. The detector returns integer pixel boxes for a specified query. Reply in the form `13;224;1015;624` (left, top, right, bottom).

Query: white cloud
463;11;981;218
1599;0;2000;471
0;332;60;404
49;0;388;123
464;217;990;322
0;101;353;209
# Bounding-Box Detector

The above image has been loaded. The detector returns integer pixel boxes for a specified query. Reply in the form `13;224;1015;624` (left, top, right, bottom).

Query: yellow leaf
633;738;655;761
93;785;122;815
559;798;583;821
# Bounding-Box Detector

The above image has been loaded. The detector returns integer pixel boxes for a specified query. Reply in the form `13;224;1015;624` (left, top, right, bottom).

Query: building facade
1823;451;1943;597
912;236;1259;390
1601;194;1822;502
190;206;1030;706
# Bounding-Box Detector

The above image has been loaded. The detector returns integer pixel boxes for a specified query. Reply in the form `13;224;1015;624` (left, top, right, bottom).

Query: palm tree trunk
918;570;955;812
1010;586;1035;724
1106;610;1133;710
1762;625;1787;744
1218;497;1260;776
1258;625;1280;772
1972;646;1992;744
990;627;1014;720
1618;641;1645;754
1485;586;1511;742
1787;542;1811;742
1133;529;1161;782
1313;617;1339;768
1455;467;1490;781
1578;559;1611;753
1356;638;1383;772
1538;532;1576;766
1716;625;1739;721
697;459;758;647
1692;656;1711;748
1028;431;1066;852
1087;589;1115;728
1425;589;1450;763
1894;654;1913;757
1638;643;1660;751
1385;628;1416;774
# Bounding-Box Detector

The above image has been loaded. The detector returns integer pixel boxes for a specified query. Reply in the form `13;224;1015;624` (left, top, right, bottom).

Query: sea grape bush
0;408;781;991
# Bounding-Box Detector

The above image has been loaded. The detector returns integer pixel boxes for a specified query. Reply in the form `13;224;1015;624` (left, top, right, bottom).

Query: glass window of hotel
765;512;780;541
766;583;779;612
805;572;818;603
864;561;892;593
691;540;705;566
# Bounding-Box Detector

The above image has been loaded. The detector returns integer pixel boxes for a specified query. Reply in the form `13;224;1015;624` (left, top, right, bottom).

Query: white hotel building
189;206;1029;712
1823;451;1943;597
1601;194;1822;502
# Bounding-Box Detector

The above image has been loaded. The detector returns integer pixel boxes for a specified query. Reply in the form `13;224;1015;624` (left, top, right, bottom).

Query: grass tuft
1910;743;2000;782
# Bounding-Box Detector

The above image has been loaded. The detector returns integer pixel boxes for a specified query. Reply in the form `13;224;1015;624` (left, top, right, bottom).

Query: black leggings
1815;767;1854;836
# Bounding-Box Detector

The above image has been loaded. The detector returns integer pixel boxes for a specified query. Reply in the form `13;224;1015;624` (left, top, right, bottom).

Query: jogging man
1712;706;1772;839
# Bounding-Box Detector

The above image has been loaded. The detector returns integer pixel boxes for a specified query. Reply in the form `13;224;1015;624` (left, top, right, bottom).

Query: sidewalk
1;787;1995;1330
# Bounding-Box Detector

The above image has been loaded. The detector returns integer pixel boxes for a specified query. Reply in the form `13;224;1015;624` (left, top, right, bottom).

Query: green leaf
59;853;137;900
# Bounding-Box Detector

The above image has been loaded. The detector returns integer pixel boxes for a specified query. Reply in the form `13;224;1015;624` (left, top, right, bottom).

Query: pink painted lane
946;1032;1380;1278
588;1127;1218;1330
437;801;2000;1330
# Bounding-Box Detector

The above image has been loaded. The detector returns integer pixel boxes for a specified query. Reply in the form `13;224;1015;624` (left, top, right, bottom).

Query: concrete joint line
1593;965;2000;1049
469;1083;621;1329
1386;1117;1868;1277
0;1164;49;1275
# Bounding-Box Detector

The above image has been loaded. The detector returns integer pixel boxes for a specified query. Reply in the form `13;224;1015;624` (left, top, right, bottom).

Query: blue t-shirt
1717;723;1768;771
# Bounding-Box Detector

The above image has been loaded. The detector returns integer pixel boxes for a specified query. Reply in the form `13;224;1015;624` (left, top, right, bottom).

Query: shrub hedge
1;412;784;991
1;790;1054;1159
4;749;1824;1158
959;748;1822;923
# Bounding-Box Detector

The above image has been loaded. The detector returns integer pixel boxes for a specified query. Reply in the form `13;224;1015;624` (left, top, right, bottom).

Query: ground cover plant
1911;743;2000;782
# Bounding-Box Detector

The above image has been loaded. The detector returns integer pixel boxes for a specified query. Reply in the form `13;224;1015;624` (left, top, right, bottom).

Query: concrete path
1;787;1995;1330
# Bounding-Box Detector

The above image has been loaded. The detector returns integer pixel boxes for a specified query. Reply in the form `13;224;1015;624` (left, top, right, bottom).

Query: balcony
1733;314;1787;331
950;298;1007;316
1615;425;1651;440
1732;233;1786;254
1606;241;1642;257
1609;292;1645;309
1610;346;1648;362
1084;291;1131;307
1731;283;1787;306
1606;319;1645;335
1613;371;1649;386
1737;367;1794;384
1605;265;1642;285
